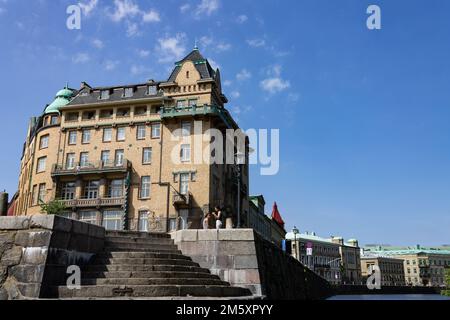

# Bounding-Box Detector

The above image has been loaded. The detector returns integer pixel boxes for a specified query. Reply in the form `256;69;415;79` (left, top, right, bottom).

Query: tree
443;268;450;297
39;199;67;216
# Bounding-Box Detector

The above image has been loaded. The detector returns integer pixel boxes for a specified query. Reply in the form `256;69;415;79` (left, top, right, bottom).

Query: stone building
364;245;450;287
331;237;362;285
360;255;406;286
12;48;250;232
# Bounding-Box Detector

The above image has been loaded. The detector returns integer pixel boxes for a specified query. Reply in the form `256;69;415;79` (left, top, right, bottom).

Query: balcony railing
172;192;190;206
52;160;130;177
160;105;236;129
60;197;125;208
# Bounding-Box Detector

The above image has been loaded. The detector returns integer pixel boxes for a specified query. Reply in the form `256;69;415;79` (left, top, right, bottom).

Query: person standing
213;206;223;229
203;212;210;229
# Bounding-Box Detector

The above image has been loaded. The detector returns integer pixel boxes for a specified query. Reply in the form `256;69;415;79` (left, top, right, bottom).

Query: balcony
52;160;131;178
60;197;125;209
173;192;190;206
160;105;236;129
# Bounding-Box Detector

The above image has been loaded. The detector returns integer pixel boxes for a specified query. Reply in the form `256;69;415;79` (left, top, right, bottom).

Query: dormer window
124;87;134;98
100;90;110;100
147;85;157;96
186;71;190;79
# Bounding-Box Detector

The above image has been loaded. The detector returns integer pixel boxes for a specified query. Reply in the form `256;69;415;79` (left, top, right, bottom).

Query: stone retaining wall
0;215;104;300
171;229;333;300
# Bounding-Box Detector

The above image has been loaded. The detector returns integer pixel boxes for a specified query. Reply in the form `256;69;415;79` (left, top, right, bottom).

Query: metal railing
52;160;130;176
60;197;125;208
172;192;190;206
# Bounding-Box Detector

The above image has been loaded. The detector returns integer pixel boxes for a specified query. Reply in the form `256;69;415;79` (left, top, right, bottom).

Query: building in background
248;196;286;248
364;245;450;287
12;48;250;232
361;255;406;286
331;237;362;285
286;230;342;285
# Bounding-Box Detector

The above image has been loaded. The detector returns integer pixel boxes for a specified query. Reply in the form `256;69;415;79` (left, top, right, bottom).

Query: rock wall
171;229;333;300
0;215;104;300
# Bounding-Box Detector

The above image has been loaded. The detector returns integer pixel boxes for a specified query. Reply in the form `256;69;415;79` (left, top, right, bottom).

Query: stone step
82;271;221;280
105;237;174;245
103;248;181;253
57;285;253;298
104;242;178;251
82;278;228;286
97;252;190;260
92;258;199;267
83;264;211;274
105;231;171;239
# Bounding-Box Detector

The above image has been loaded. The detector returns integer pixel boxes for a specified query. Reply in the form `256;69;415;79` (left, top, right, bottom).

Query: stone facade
171;229;333;300
361;255;406;286
0;215;104;300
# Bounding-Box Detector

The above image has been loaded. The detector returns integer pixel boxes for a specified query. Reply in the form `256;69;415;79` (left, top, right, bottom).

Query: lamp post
235;152;245;229
292;226;299;260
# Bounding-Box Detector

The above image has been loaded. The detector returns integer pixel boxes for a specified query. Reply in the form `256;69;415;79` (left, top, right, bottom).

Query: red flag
271;202;285;228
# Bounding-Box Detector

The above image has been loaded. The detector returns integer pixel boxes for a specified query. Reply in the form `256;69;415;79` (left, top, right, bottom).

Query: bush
39;199;67;216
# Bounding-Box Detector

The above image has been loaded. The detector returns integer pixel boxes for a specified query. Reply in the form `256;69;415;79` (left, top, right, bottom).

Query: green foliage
39;199;67;216
442;268;450;297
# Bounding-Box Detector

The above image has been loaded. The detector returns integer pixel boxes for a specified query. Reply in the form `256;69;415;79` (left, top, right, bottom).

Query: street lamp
292;226;299;260
235;152;245;229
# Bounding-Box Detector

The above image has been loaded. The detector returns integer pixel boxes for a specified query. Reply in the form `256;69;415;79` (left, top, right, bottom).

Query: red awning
271;202;285;228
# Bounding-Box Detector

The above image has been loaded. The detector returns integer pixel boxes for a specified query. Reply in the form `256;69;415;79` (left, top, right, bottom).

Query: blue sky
1;0;449;246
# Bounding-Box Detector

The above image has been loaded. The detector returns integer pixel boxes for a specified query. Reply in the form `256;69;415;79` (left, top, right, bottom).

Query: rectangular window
40;135;49;149
115;150;124;166
117;108;130;117
140;176;151;199
180;144;191;162
82;111;96;121
61;182;76;200
31;185;38;206
100;109;113;119
181;121;191;137
37;157;47;173
188;99;198;107
148;85;157;95
51;116;59;125
82;129;91;144
38;184;46;203
103;128;113;142
137;125;146;140
180;173;190;195
151;123;161;139
109;179;124;198
79;211;98;225
177;100;185;108
101;151;110;165
68;131;77;145
117;127;126;141
66;112;79;122
142;147;152;164
124;87;134;98
84;180;99;199
102;210;123;231
100;90;110;100
135;106;147;116
80;152;89;167
138;211;149;232
66;153;75;169
169;218;177;231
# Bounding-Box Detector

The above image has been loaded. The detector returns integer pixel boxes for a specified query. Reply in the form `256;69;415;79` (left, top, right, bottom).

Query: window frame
103;127;113;142
68;130;77;145
116;127;126;141
36;156;47;173
140;176;151;199
142;147;152;165
136;125;146;140
39;135;50;150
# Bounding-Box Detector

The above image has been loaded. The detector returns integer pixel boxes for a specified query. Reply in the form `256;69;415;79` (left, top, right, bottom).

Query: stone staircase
56;231;253;299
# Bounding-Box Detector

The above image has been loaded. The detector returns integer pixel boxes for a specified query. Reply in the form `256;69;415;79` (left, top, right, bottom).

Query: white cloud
232;105;252;116
208;58;220;70
230;91;240;99
110;0;140;22
72;53;90;64
196;0;220;17
137;49;150;58
156;34;187;63
78;0;98;17
199;36;213;48
215;42;231;52
131;64;151;76
260;65;291;94
223;80;232;87
126;22;140;37
104;60;119;71
247;39;266;48
236;15;248;24
236;69;252;81
180;3;191;13
92;39;104;49
142;9;160;23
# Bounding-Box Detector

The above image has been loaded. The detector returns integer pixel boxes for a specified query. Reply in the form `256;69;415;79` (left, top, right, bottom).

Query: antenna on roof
194;38;199;50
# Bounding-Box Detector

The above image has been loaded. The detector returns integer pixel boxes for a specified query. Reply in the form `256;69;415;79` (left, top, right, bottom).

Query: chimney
332;236;344;246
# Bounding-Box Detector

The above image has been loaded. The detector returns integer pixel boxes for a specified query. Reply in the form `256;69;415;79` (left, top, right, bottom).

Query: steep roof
271;202;285;228
167;48;216;82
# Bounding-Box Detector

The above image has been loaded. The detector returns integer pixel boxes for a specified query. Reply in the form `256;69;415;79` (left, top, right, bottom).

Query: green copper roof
44;86;74;115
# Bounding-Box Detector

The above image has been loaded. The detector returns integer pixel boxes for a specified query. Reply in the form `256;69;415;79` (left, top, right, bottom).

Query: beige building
361;255;406;287
13;48;250;232
331;237;362;285
364;245;450;287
